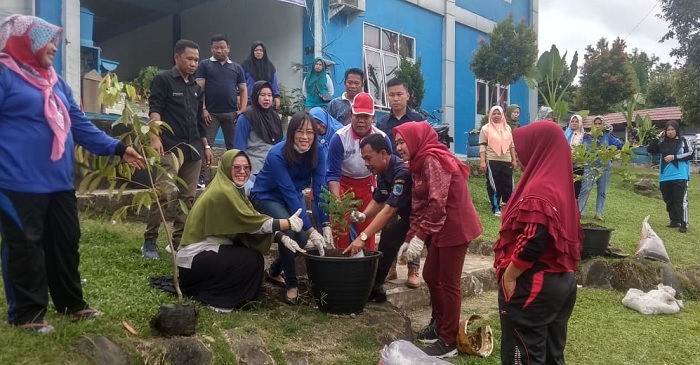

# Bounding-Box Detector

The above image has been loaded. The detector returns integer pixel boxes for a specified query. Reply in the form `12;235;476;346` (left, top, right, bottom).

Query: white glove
322;226;334;248
349;210;366;223
280;234;306;254
309;230;326;256
398;236;425;264
288;208;303;232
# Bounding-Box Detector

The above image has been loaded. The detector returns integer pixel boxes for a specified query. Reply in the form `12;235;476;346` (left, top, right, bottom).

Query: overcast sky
538;0;679;78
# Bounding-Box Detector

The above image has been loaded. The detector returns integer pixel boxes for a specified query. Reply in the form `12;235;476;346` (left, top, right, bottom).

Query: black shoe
368;286;387;303
667;221;681;228
416;322;439;344
679;225;688;233
422;340;458;358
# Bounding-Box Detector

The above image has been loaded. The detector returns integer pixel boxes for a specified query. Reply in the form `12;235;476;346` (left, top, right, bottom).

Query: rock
467;239;494;256
139;337;212;365
150;303;198;337
634;179;660;198
225;331;276;365
75;335;129;365
286;353;311;365
578;260;615;290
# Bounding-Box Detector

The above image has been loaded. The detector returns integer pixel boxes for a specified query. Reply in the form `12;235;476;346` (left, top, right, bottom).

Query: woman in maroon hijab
495;121;583;365
393;121;483;359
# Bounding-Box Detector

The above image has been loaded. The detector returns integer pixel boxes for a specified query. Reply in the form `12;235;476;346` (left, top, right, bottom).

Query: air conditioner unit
329;0;366;22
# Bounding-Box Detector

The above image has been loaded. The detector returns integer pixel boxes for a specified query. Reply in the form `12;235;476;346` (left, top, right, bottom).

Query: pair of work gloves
277;209;334;256
349;210;424;263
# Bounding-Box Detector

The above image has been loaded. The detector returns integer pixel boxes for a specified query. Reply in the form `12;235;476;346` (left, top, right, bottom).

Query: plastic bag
622;284;684;315
378;340;452;365
635;216;670;263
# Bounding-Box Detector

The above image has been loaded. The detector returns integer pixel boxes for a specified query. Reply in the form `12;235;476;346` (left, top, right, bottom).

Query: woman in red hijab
494;121;583;364
393;121;483;359
0;15;144;334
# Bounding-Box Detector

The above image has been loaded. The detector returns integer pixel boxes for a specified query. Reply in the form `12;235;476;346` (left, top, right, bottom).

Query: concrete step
383;255;497;310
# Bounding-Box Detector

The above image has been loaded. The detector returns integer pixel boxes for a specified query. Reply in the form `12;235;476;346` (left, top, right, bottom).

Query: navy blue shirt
373;155;412;221
376;109;425;154
195;57;245;113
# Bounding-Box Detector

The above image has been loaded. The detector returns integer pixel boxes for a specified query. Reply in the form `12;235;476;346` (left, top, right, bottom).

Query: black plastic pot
303;249;382;314
581;226;614;259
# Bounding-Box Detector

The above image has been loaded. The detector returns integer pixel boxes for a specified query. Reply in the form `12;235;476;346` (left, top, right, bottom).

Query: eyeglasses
232;165;250;172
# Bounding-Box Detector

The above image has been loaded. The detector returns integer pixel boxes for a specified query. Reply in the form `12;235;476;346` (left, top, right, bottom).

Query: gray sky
538;0;679;79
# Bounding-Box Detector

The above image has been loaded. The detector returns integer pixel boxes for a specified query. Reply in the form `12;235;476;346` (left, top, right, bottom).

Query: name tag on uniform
172;92;183;97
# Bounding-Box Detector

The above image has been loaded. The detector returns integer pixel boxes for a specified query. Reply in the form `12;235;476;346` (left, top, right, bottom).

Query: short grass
0;165;698;364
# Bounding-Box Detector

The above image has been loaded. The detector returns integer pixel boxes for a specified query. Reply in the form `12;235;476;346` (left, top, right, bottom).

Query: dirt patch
404;292;499;333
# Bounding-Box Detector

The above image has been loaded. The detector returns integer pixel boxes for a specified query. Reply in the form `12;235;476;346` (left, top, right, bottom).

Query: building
1;0;537;153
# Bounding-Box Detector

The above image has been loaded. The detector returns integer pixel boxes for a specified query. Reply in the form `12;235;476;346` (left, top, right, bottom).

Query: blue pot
468;132;480;147
467;145;481;158
631;146;650;164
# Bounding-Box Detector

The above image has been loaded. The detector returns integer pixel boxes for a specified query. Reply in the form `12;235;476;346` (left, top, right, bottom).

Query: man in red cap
326;92;393;250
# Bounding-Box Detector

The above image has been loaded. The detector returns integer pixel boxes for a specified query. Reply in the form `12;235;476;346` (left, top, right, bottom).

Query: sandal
284;287;299;306
18;320;55;334
264;269;286;288
72;307;102;320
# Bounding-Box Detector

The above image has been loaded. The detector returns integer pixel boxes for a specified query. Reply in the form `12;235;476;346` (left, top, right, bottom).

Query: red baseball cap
351;92;375;116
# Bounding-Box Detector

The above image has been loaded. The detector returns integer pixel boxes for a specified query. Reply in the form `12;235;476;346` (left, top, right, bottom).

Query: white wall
0;0;31;19
99;0;305;92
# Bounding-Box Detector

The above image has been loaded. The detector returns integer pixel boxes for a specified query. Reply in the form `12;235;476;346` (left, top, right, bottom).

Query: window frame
476;79;511;118
362;22;416;109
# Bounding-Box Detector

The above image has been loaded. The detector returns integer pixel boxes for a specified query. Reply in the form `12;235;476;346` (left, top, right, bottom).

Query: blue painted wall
36;0;63;74
305;0;443;117
304;0;533;153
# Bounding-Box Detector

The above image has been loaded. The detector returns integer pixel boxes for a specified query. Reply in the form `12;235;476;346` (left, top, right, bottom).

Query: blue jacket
647;137;693;182
0;66;121;193
582;132;624;167
251;142;328;230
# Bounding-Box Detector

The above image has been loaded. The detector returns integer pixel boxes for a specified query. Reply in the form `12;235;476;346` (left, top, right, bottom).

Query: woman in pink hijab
479;105;518;217
0;15;143;334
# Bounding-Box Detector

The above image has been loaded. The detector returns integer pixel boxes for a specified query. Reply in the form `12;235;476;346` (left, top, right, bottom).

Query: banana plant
525;44;579;124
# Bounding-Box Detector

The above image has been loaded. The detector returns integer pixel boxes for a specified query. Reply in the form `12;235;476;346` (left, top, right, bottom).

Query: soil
404;292;499;332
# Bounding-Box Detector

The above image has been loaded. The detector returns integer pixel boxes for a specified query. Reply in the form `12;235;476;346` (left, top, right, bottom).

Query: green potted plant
632;114;659;164
278;83;305;132
303;188;382;314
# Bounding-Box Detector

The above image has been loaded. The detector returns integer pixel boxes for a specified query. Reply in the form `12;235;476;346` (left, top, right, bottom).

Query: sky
538;0;680;78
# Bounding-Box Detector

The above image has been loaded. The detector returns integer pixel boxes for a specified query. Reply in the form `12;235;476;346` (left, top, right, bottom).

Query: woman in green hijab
302;57;334;109
176;150;305;312
505;104;520;130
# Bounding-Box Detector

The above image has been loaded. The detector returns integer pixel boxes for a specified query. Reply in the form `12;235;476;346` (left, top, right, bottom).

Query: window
363;23;416;108
476;80;510;116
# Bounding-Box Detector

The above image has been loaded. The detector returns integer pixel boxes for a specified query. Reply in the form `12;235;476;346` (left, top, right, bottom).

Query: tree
576;38;639;114
659;0;700;61
395;56;425;109
673;64;700;124
628;48;659;93
525;44;579;122
470;15;538;107
646;63;677;108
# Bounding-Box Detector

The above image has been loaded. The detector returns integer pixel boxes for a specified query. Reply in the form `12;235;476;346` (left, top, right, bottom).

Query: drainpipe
444;0;456;151
314;0;323;58
530;0;539;124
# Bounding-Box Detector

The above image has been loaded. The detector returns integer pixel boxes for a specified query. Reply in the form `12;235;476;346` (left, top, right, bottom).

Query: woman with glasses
250;111;330;305
177;150;305;313
578;116;623;220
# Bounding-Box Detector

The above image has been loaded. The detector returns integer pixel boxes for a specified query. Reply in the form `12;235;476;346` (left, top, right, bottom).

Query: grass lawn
0;165;698;364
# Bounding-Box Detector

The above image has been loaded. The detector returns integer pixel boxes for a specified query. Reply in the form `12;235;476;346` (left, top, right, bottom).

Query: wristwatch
204;145;211;150
359;232;368;242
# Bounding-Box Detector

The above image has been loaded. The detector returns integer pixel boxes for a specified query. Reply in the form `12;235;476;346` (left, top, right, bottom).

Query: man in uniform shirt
141;39;213;259
327;68;364;125
343;134;414;301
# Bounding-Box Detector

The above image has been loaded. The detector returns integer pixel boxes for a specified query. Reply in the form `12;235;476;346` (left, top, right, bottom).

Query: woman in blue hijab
308;107;343;229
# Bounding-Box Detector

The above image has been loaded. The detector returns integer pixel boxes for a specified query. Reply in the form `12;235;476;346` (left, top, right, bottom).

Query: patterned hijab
0;14;70;161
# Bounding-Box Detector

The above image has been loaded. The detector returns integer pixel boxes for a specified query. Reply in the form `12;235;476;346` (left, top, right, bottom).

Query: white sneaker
494;211;502;217
208;306;234;313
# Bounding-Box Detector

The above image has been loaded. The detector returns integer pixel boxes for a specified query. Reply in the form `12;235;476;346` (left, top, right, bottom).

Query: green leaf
140;125;150;135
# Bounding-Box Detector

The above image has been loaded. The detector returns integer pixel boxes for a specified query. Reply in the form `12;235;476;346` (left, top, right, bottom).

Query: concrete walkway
383;255;496;310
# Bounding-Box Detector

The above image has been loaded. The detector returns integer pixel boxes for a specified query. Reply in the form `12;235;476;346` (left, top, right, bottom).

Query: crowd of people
1;15;691;362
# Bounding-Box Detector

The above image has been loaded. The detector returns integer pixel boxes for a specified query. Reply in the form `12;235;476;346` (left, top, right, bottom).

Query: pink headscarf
0;15;70;161
483;105;512;157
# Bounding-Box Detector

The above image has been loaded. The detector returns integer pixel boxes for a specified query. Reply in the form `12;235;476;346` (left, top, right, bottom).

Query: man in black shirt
142;39;213;260
343;134;413;301
376;77;425;154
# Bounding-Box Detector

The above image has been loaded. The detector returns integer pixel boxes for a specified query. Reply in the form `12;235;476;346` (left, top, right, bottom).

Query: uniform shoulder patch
392;183;404;196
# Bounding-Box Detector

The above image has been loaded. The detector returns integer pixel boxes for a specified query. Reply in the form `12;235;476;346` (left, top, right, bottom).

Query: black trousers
0;190;88;325
373;217;410;289
498;270;577;365
486;160;514;213
573;166;583;200
659;180;689;227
